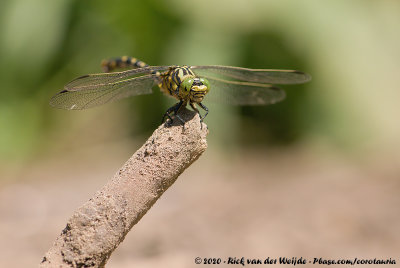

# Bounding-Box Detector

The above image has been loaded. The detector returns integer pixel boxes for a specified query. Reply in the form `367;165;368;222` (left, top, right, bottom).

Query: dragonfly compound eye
191;78;210;94
181;78;194;92
186;78;210;103
199;78;210;94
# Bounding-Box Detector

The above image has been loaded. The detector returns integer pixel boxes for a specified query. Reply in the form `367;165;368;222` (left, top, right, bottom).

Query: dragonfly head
181;77;210;103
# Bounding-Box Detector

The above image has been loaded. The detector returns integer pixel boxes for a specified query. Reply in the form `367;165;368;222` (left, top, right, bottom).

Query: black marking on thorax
160;66;196;97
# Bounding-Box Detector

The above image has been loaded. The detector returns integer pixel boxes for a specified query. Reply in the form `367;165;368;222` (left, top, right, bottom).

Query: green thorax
161;66;210;103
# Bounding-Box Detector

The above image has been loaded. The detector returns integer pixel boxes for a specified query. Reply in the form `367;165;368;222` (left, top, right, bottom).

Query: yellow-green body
101;57;210;123
52;56;310;124
102;57;210;105
159;66;210;104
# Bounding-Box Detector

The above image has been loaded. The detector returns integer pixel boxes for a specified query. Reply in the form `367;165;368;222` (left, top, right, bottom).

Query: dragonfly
50;56;311;124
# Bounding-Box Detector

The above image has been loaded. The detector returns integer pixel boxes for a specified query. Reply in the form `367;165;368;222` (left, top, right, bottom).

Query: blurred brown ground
0;139;398;267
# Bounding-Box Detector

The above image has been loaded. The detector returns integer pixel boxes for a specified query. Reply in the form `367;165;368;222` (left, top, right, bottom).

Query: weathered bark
41;109;208;267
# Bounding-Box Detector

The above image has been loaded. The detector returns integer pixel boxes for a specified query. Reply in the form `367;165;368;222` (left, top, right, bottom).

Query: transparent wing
204;77;286;105
50;74;158;110
191;65;311;85
64;66;169;90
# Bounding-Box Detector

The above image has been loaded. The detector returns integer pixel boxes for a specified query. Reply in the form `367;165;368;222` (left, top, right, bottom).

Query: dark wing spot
77;74;90;79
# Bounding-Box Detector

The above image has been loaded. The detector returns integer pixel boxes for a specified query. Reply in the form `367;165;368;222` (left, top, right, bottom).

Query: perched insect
50;56;311;124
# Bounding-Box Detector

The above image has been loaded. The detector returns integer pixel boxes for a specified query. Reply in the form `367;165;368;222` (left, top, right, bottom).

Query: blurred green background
1;0;400;267
2;0;399;163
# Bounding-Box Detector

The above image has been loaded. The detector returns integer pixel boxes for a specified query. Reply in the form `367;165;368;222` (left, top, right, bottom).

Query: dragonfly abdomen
101;56;150;72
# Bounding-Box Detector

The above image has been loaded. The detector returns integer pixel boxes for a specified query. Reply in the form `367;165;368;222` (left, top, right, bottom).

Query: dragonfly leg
198;102;209;122
190;102;201;117
162;100;185;126
190;103;203;129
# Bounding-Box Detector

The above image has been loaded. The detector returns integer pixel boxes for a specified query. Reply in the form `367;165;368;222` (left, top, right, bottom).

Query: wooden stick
40;109;208;267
